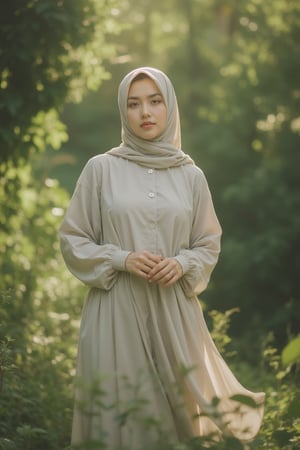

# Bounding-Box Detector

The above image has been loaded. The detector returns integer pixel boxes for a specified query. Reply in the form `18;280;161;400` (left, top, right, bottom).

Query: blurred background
0;1;299;449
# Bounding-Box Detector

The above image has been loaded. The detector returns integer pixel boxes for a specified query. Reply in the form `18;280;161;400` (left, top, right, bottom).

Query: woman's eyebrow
127;93;162;100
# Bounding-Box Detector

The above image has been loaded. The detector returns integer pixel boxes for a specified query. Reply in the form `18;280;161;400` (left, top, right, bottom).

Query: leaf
287;398;300;419
273;429;293;446
230;394;259;408
223;436;244;450
281;335;300;367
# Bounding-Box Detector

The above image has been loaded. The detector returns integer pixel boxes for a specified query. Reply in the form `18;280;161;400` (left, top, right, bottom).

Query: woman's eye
127;102;139;108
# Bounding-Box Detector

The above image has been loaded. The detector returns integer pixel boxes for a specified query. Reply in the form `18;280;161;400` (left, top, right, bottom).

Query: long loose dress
60;153;265;449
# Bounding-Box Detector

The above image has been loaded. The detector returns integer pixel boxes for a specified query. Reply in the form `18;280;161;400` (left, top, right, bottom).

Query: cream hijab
107;67;194;169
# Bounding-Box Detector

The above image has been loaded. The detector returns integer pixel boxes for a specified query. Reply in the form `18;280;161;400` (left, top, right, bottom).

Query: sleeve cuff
174;254;189;275
112;250;131;271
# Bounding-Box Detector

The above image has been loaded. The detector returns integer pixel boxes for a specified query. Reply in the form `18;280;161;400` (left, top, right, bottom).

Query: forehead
127;77;162;98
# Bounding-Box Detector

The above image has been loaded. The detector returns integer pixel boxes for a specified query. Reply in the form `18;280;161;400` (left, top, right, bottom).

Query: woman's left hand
147;258;183;286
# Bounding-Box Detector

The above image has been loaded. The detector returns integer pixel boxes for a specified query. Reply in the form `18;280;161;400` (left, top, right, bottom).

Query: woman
60;67;264;449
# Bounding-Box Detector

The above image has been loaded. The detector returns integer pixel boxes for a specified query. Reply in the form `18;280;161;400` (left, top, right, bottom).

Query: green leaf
287;398;300;419
281;335;300;367
273;429;293;446
230;394;259;408
223;436;244;450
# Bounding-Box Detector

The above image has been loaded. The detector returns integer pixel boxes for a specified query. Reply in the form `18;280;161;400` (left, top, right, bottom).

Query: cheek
127;110;136;129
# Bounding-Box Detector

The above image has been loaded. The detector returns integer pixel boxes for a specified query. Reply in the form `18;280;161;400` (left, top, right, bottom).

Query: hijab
107;67;194;169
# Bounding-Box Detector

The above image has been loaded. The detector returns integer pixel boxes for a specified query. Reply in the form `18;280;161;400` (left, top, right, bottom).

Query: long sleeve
59;159;130;290
174;170;222;298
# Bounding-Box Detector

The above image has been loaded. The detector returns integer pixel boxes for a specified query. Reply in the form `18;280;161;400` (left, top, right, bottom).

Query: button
148;169;154;174
148;192;155;198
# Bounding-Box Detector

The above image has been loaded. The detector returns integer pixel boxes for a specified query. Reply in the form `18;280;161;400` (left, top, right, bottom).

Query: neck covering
107;67;194;169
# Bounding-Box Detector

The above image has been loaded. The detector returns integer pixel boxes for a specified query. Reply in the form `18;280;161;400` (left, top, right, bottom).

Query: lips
141;122;155;128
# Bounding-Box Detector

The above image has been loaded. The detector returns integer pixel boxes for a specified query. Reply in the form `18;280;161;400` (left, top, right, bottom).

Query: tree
199;0;300;349
0;0;122;163
0;1;123;447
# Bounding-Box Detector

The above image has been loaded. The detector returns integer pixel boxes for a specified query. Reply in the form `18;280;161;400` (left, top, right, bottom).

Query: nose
141;102;150;117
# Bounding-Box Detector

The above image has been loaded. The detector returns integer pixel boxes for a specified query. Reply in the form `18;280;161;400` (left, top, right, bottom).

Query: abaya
59;67;265;449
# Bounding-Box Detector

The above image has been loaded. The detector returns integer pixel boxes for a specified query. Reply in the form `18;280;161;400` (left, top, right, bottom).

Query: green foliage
1;0;299;448
0;167;84;449
281;336;300;367
0;330;14;394
261;342;300;449
0;2;123;448
0;0;122;163
208;307;239;355
196;0;300;348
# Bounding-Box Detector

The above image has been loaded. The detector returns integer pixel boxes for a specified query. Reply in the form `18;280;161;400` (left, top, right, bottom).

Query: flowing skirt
71;274;265;449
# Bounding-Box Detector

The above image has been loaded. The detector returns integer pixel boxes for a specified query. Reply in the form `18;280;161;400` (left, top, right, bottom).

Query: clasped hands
125;250;183;287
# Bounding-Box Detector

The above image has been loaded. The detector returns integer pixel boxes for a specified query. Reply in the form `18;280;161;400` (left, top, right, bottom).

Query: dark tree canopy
0;0;118;163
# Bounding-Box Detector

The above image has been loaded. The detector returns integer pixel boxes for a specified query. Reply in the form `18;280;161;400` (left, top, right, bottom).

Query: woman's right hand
125;250;163;280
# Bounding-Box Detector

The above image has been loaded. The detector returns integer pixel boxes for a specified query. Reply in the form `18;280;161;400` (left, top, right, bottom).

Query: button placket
145;167;157;252
147;168;155;199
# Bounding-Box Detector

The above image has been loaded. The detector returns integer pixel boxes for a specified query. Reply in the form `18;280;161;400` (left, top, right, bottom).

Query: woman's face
127;77;167;141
